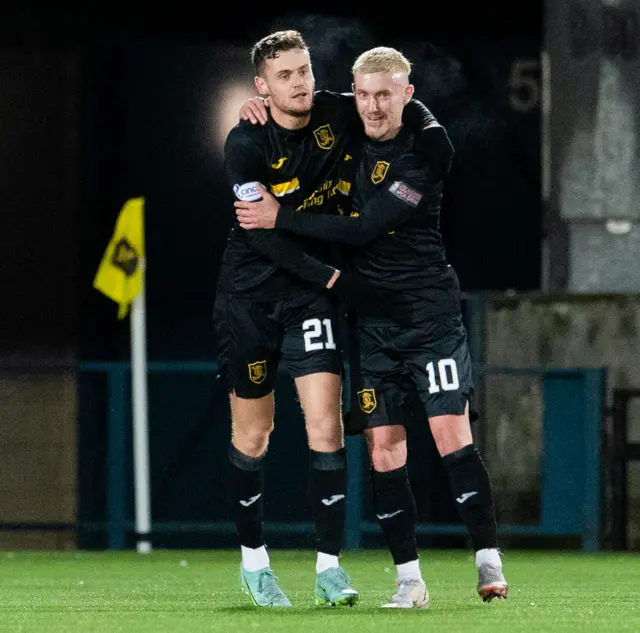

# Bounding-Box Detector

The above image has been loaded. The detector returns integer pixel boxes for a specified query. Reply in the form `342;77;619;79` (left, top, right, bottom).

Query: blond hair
352;47;411;76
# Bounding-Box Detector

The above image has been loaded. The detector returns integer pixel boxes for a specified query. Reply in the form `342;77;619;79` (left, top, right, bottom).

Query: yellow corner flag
93;197;145;319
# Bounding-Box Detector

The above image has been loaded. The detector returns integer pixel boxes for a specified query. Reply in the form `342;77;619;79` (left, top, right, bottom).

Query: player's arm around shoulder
400;96;455;180
314;89;362;124
313;89;352;103
415;121;454;182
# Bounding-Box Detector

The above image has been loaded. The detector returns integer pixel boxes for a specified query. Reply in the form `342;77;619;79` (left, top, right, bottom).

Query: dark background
0;4;542;46
0;2;542;363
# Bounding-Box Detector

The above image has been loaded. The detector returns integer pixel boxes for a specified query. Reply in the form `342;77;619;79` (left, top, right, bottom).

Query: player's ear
255;75;269;97
404;84;415;104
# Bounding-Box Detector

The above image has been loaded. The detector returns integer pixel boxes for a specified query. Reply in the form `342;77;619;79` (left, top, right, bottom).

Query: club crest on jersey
313;124;335;150
371;161;390;184
248;361;267;384
358;388;377;414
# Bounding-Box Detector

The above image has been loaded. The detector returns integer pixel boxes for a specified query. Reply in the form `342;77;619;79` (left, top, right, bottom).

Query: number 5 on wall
509;58;540;113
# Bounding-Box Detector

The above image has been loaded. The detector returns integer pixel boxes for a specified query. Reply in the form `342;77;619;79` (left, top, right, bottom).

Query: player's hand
235;183;280;229
239;96;270;125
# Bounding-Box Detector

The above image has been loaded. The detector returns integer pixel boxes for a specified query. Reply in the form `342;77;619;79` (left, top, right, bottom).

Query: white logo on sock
456;491;478;504
321;494;345;506
239;493;262;507
376;509;404;520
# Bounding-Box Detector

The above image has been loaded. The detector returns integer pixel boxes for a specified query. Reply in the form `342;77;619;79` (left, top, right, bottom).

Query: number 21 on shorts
426;358;460;393
302;318;336;352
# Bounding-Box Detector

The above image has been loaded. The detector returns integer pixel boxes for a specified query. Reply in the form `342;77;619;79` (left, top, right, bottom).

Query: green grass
1;549;639;632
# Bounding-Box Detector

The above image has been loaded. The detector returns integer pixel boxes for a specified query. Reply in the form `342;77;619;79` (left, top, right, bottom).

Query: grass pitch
1;549;638;632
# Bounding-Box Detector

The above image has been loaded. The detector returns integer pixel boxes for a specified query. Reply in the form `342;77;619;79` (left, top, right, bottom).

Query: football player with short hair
217;31;438;608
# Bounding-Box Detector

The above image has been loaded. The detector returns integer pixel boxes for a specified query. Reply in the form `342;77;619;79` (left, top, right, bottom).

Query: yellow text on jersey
295;178;351;211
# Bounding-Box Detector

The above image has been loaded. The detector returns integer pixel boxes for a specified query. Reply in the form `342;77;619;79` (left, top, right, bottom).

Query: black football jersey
218;90;357;302
274;124;461;322
217;91;437;303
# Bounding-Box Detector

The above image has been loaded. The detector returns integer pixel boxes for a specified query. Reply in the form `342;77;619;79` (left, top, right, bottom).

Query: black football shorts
346;313;474;434
214;292;342;398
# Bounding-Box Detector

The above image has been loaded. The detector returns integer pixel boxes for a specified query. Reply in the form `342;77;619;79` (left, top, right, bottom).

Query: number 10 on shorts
426;358;460;393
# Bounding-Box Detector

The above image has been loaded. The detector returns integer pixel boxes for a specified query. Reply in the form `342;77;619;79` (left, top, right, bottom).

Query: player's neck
270;107;311;130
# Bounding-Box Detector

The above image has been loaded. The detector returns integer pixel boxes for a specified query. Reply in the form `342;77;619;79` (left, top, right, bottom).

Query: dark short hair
251;30;308;75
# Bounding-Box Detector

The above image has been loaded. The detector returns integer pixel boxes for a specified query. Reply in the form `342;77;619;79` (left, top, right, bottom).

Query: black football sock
308;449;347;556
443;443;498;551
371;466;419;565
228;443;266;549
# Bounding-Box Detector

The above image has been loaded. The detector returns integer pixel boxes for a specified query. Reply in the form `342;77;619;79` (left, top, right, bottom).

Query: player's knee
429;413;473;457
369;446;406;472
232;418;274;457
365;426;407;471
367;433;407;471
305;413;343;452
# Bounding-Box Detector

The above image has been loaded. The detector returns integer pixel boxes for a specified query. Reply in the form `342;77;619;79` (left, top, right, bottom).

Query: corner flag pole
131;257;152;554
93;197;151;553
